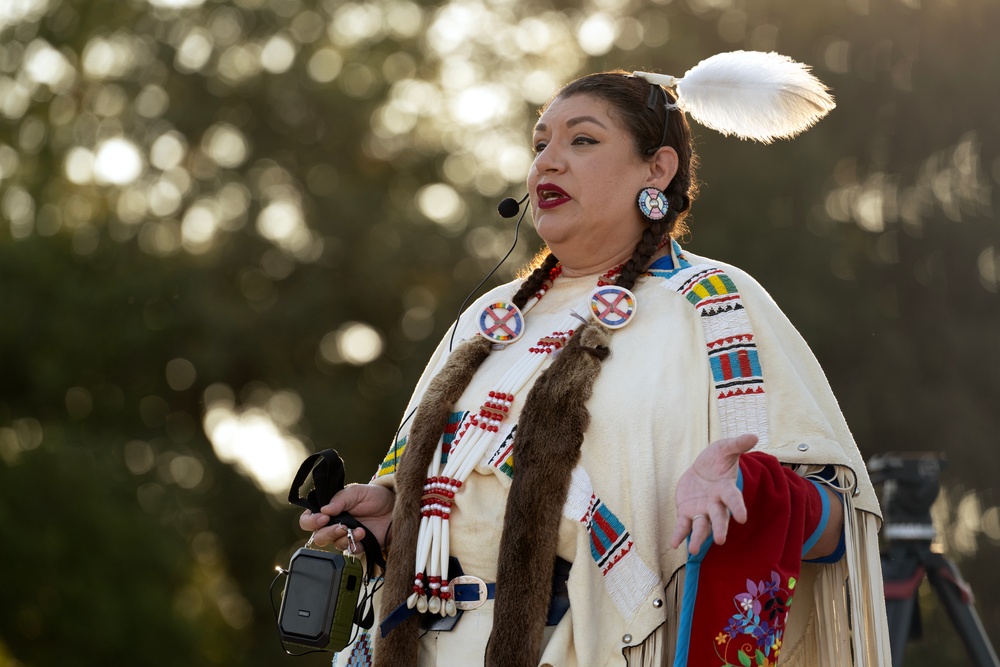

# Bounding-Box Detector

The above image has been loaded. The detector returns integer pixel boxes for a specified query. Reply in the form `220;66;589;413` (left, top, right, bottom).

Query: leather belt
380;557;570;637
450;575;496;610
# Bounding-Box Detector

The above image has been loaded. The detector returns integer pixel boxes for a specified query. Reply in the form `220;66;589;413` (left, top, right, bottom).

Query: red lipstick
536;183;571;210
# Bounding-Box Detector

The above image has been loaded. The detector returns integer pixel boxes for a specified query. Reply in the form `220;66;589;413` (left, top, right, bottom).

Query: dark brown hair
517;70;699;295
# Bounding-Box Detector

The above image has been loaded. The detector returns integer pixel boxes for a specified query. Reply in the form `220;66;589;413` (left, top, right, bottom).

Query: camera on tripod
870;452;999;667
869;452;946;544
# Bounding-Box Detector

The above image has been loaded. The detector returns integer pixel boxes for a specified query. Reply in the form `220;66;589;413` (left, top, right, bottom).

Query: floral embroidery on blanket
713;571;795;667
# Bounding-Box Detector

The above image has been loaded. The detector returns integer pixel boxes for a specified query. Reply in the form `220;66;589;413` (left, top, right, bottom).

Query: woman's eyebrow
533;116;608;133
566;115;606;128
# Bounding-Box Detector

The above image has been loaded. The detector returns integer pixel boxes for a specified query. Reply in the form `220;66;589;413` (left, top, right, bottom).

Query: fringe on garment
813;494;891;664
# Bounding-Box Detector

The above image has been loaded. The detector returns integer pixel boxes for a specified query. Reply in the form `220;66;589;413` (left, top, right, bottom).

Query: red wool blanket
675;451;828;667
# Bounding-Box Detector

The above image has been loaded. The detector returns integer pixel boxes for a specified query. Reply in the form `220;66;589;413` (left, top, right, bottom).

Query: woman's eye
532;136;595;152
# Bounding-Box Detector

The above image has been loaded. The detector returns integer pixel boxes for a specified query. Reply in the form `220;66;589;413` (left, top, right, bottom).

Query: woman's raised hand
299;483;395;554
669;433;758;555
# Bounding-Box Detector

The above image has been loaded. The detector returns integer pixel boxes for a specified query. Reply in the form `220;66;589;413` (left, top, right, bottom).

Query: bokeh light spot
202;123;249;168
66;387;94;420
0;144;20;182
24;39;76;92
385;1;423;39
124;440;156;475
150;132;188;171
149;178;183;217
0;78;30;120
169;455;205;489
260;34;296;74
182;200;221;252
290;10;324;43
138;219;182;256
401;306;434;341
135;84;170;118
256;200;303;244
979;246;998;292
577;13;617;56
417;182;466;231
203;400;308;497
266;390;303;428
150;0;207;9
82;34;137;80
331;3;385;46
453;85;508;127
4;186;36;238
166;358;198;391
93;138;144;186
307;48;343;83
320;322;384;365
217;43;263;84
176;28;214;72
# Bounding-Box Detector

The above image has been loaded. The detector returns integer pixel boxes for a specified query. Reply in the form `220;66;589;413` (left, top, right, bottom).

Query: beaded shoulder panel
656;257;771;445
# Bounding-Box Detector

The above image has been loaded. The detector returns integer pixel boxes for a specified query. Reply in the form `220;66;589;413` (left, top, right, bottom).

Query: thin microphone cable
447;203;530;352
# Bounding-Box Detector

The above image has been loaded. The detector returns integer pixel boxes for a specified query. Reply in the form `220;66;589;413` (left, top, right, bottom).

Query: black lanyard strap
287;449;386;576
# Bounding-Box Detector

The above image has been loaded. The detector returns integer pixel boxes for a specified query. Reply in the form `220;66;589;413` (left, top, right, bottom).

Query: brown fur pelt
486;321;612;667
373;334;492;667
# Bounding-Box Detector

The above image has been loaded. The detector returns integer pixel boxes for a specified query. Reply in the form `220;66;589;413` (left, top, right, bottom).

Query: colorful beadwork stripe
684;272;738;306
708;335;763;389
375;437;406;479
562;466;661;618
486;424;517;478
588;498;629;568
342;629;372;666
662;262;770;445
375;411;468;479
441;411;468;465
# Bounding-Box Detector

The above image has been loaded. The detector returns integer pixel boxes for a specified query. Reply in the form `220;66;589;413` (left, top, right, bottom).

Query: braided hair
520;71;699;293
510;251;560;309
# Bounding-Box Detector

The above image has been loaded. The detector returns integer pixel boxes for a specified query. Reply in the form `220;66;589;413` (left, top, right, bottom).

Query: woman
301;62;889;667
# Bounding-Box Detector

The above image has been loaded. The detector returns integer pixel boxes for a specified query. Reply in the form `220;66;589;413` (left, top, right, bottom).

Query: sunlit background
1;0;998;664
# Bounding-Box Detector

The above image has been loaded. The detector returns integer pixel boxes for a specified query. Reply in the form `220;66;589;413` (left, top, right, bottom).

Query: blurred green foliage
0;0;998;665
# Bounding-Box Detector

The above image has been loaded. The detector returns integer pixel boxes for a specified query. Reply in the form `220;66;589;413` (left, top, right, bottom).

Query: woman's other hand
670;434;758;555
299;483;395;554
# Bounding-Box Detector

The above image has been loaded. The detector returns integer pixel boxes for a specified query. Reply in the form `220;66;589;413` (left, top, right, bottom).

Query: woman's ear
648;146;679;190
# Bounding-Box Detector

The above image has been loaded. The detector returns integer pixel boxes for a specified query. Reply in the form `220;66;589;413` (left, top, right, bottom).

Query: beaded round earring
637;186;669;221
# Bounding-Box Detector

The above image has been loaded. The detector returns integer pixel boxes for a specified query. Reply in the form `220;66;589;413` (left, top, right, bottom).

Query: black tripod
870;453;1000;667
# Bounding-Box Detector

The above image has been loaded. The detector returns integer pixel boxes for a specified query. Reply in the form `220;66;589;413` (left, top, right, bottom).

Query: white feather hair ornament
634;51;835;144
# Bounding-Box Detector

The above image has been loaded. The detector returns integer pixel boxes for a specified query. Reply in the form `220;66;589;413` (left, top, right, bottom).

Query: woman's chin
532;216;574;248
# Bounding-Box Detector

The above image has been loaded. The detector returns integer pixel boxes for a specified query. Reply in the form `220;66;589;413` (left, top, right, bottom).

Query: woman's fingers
669;516;692;550
687;515;712;554
299;509;330;532
716;433;759;461
302;520;368;553
321;485;363;517
720;484;747;524
331;525;367;553
320;484;395;523
671;432;759;554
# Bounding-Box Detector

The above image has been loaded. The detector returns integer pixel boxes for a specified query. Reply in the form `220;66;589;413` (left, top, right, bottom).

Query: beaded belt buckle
450;575;489;610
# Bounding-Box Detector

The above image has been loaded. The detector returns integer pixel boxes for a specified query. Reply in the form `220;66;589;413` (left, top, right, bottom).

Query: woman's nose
533;145;565;174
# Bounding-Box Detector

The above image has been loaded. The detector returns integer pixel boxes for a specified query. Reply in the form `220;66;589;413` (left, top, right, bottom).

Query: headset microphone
497;193;529;219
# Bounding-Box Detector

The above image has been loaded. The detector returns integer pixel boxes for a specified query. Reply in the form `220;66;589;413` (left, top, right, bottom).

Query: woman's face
527;93;667;274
